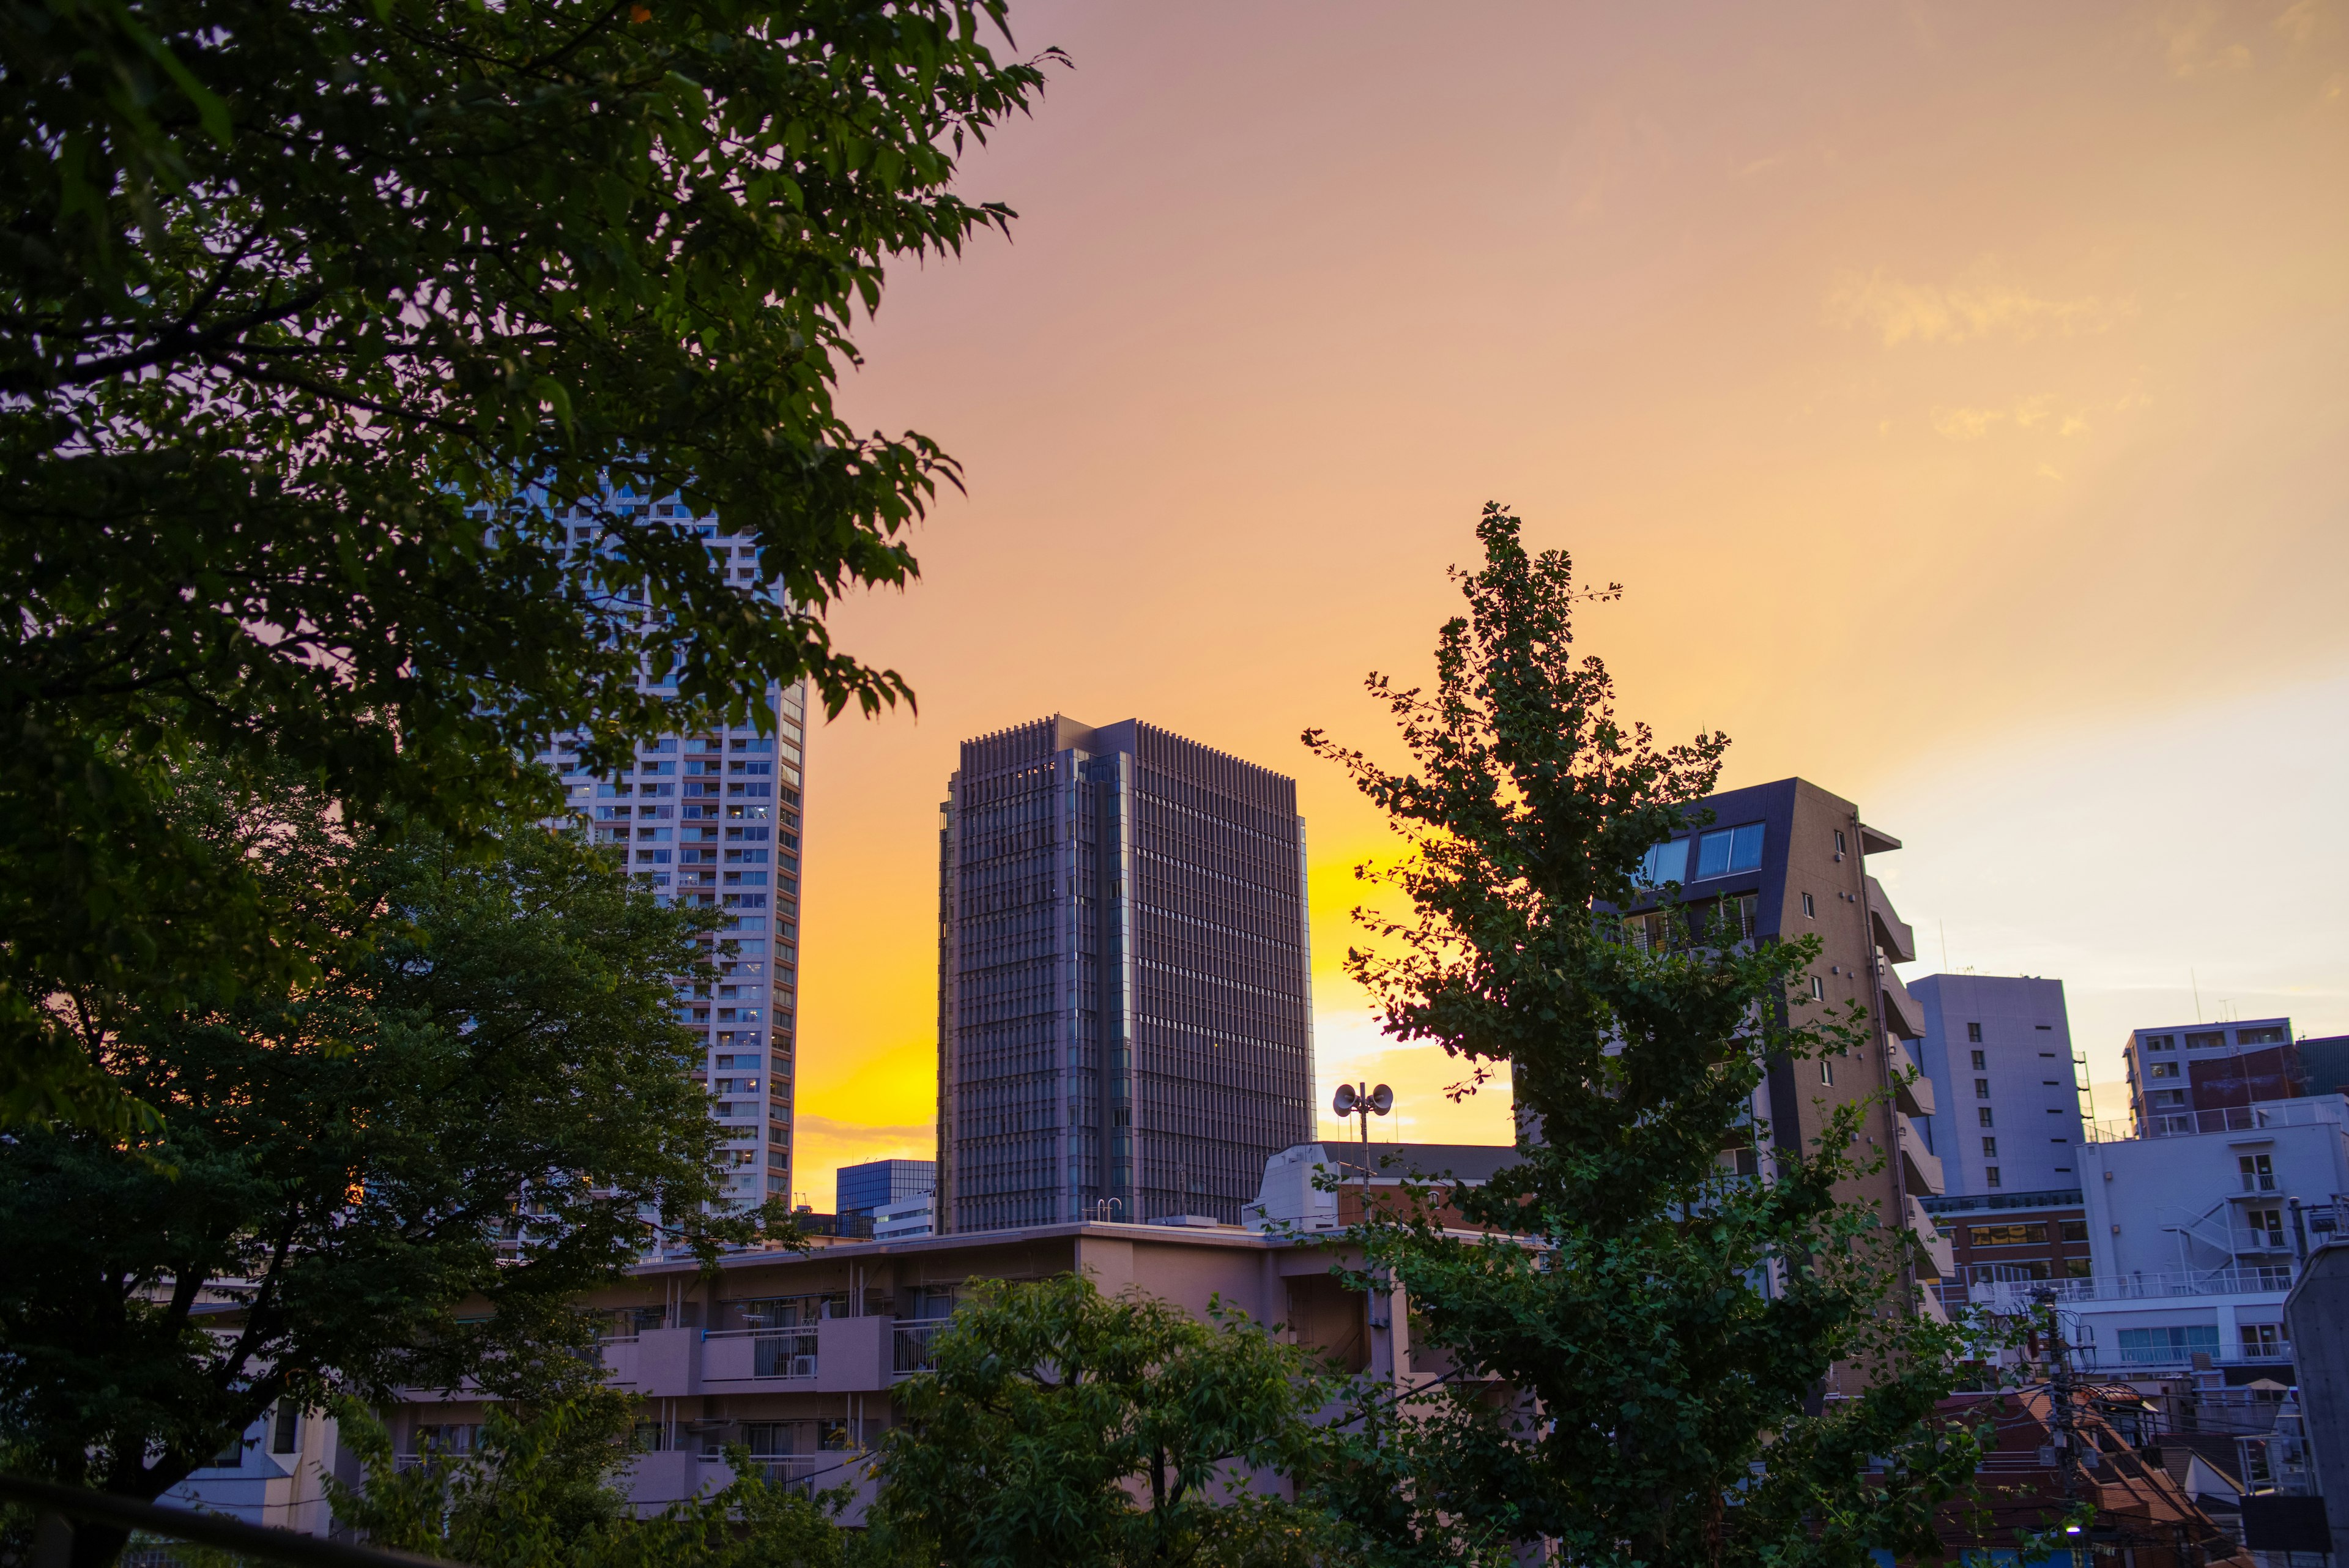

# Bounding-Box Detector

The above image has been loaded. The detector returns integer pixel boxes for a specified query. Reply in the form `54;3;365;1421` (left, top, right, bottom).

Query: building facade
175;1217;1417;1529
1619;777;1954;1328
533;494;807;1210
935;716;1313;1232
837;1159;937;1217
2123;1018;2303;1137
1909;974;2086;1195
1918;1187;2091;1313
1965;1094;2349;1378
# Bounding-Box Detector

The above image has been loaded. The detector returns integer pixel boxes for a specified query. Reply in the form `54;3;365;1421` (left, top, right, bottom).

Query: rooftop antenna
2192;969;2203;1024
1940;920;1950;973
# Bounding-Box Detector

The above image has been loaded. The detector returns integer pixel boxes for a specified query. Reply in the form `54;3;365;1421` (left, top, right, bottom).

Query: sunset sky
784;1;2349;1203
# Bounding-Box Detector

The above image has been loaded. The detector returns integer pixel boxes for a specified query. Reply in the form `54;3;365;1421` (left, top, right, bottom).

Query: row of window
2139;1026;2287;1052
1636;823;1766;886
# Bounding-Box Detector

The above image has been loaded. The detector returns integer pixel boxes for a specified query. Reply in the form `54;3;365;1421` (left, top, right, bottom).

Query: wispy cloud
2158;4;2255;75
1929;394;2091;440
1827;268;2134;347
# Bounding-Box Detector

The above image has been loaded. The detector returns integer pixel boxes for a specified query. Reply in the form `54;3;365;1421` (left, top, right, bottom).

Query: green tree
1301;504;1987;1568
325;1393;870;1568
0;766;779;1568
869;1274;1340;1568
1;0;1059;1129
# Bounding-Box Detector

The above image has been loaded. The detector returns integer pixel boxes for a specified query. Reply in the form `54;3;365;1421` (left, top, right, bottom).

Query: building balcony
1906;1195;1955;1278
1880;970;1926;1042
1865;875;1916;965
1896;1113;1944;1197
1890;1040;1937;1117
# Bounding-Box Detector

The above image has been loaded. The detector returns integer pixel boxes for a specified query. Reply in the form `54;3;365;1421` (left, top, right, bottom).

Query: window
1694;823;1765;879
1985;1166;2002;1187
2247;1208;2285;1249
1636;839;1688;886
1970;1049;1986;1070
1978;1107;1995;1128
210;1430;247;1468
2184;1030;2226;1050
1967;1022;1983;1043
2147;1060;2178;1079
1981;1137;1998;1157
2060;1219;2090;1244
2239;1154;2276;1192
2142;1033;2175;1052
1975;1078;1990;1099
1802;892;1816;918
272;1404;300;1454
1820;1059;1834;1085
2241;1323;2287;1358
1809;975;1825;1000
2064;1257;2092;1278
1834;830;1847;855
2237;1026;2285;1046
1965;1222;2047;1247
2117;1325;2219;1365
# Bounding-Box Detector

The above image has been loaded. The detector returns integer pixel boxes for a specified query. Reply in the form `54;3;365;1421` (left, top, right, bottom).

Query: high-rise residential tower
533;494;806;1210
935;716;1314;1232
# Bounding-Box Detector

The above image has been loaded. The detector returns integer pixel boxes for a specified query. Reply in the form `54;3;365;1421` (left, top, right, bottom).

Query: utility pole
2034;1285;2084;1507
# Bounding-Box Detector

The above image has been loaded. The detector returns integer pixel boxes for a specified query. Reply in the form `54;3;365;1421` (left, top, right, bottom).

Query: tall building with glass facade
533;493;806;1209
934;716;1313;1233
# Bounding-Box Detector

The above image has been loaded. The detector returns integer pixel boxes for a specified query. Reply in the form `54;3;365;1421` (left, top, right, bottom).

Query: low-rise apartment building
169;1217;1415;1531
2123;1018;2301;1139
1969;1094;2349;1380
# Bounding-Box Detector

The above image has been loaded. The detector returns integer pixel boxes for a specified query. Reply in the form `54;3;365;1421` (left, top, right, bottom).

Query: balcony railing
701;1326;819;1379
2088;1096;2349;1142
698;1451;853;1498
892;1318;948;1374
1970;1263;2295;1309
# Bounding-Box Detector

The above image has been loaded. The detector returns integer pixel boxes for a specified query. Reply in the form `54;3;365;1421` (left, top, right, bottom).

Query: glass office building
935;716;1313;1232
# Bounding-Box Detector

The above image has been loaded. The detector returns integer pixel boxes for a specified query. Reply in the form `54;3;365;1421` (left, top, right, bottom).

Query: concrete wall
2284;1244;2349;1558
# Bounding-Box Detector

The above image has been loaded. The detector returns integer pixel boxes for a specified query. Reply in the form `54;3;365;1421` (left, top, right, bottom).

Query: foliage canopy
1;0;1057;1129
1304;504;1986;1568
0;775;777;1567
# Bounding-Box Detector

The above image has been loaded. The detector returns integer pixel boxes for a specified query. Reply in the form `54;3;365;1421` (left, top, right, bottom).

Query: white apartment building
1973;1095;2349;1376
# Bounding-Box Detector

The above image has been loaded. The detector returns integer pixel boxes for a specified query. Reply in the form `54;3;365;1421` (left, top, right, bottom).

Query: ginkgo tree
1303;504;1991;1568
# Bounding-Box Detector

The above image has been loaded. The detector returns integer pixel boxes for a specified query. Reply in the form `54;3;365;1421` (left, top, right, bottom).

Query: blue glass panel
1729;823;1765;872
1638;839;1688;886
1694;829;1732;879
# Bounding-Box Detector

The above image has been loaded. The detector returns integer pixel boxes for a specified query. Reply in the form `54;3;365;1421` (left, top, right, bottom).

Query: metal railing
1969;1263;2296;1309
892;1319;948;1374
0;1473;461;1568
694;1452;848;1498
2087;1096;2349;1142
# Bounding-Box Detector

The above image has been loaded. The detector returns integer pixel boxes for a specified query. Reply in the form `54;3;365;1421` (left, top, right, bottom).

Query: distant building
2295;1034;2349;1100
2123;1017;2300;1137
1965;1093;2349;1377
871;1194;935;1241
837;1159;936;1218
1908;974;2085;1195
1246;1142;1522;1233
532;491;807;1213
1918;1187;2091;1315
935;716;1313;1232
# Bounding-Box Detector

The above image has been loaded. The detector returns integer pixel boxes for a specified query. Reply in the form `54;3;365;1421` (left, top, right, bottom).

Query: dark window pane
1694;830;1732;879
1728;823;1765;872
